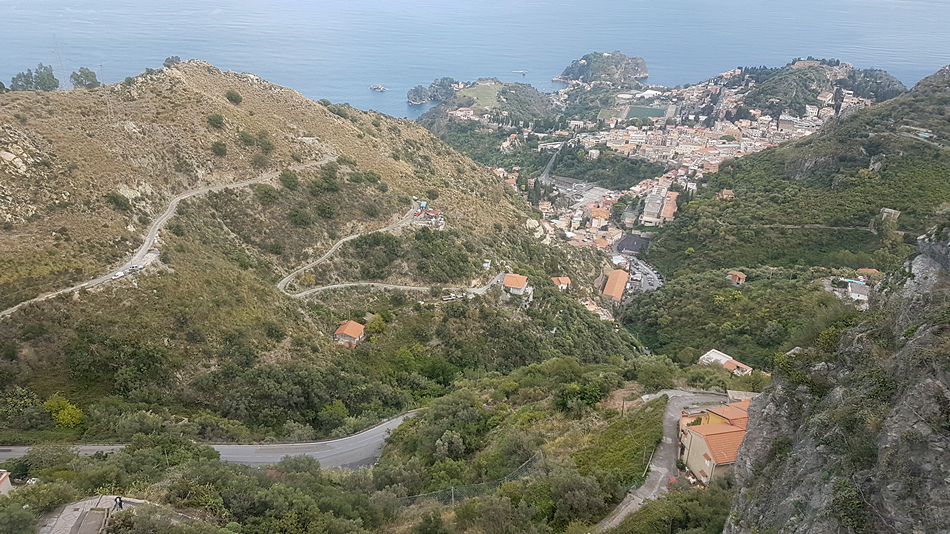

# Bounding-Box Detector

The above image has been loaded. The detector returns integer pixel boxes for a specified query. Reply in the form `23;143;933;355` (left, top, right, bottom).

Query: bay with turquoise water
1;0;949;119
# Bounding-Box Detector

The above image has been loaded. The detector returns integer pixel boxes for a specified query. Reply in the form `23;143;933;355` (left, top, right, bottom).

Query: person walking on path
114;496;123;511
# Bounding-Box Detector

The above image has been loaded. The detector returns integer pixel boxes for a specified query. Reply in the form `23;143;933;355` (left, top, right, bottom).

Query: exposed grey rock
726;237;950;533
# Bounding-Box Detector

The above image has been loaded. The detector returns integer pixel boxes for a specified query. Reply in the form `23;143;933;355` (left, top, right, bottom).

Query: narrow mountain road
277;201;420;295
538;151;558;186
0;157;335;320
0;412;412;469
594;390;727;532
290;272;507;299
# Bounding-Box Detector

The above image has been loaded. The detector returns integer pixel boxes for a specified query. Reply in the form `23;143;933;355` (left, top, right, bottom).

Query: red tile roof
334;320;365;340
708;402;750;428
722;359;752;373
503;273;528;289
551;276;572;286
689;423;746;464
727;270;746;283
661;192;679;218
603;269;627;302
590;208;610;219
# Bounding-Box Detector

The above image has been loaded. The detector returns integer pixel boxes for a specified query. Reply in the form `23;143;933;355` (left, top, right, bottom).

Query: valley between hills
0;56;949;534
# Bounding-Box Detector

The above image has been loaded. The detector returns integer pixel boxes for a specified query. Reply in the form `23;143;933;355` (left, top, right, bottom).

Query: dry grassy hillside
0;60;520;309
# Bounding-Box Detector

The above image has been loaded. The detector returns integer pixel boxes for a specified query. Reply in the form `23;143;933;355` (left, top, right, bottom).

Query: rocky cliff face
727;230;950;533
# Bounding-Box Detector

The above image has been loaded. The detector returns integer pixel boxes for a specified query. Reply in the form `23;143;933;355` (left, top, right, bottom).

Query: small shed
726;270;746;286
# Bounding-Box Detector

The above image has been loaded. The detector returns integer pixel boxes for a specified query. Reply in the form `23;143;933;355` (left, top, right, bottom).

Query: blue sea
1;0;949;118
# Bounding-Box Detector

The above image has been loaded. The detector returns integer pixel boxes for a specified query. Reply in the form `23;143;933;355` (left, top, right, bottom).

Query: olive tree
69;67;100;89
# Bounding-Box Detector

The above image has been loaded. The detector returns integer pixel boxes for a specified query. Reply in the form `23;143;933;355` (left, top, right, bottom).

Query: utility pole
52;35;66;88
101;63;115;122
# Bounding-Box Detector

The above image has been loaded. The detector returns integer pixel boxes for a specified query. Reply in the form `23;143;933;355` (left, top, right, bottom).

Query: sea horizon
2;0;949;118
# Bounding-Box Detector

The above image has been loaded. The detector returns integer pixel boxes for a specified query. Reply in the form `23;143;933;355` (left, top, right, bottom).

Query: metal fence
397;451;542;507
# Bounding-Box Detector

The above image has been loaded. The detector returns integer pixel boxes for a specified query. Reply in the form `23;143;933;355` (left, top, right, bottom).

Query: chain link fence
397;451;542;507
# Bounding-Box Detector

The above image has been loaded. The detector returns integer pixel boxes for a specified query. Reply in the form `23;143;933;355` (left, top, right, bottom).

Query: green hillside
0;61;639;448
737;60;906;116
648;68;950;275
556;51;649;87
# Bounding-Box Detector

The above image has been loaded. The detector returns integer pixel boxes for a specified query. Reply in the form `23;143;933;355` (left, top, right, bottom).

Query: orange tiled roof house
333;320;365;347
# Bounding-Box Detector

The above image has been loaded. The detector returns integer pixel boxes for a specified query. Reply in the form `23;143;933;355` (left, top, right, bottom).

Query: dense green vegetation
9;63;59;91
420;120;551;175
552;145;665;189
729;58;906;117
378;380;667;532
474;82;557;125
557;51;648;87
0;439;392;534
409;77;458;104
647;72;950;276
607;478;734;534
0;209;637;444
69;67;100;90
622;267;858;370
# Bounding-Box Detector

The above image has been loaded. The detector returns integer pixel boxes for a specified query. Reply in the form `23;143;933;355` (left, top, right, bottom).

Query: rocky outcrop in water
554;51;648;86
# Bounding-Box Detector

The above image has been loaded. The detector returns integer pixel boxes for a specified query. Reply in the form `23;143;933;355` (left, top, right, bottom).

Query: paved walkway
594;389;728;532
38;495;143;534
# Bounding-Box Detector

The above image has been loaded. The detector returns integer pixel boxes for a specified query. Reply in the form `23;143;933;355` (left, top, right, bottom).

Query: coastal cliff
726;226;950;533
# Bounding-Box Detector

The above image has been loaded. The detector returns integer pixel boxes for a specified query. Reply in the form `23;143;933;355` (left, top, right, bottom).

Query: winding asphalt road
0;413;412;469
595;390;728;532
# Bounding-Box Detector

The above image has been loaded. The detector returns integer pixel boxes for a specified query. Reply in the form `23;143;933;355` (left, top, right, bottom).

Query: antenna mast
101;63;115;122
53;34;66;88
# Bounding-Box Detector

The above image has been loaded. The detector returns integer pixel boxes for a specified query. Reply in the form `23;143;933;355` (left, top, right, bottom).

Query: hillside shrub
316;201;336;219
327;104;349;119
7;481;79;513
251;153;269;168
361;203;380;217
43;393;83;428
256;130;274;153
104;192;131;211
206;113;224;129
279;169;299;190
0;501;34;534
252;184;278;205
211;141;227;157
288;206;313;227
238;130;256;146
225;90;242;104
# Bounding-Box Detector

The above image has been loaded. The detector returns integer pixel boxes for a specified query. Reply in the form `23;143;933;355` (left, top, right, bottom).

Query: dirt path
599;383;644;411
0;157;335;320
289;272;507;300
277;201;420;294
